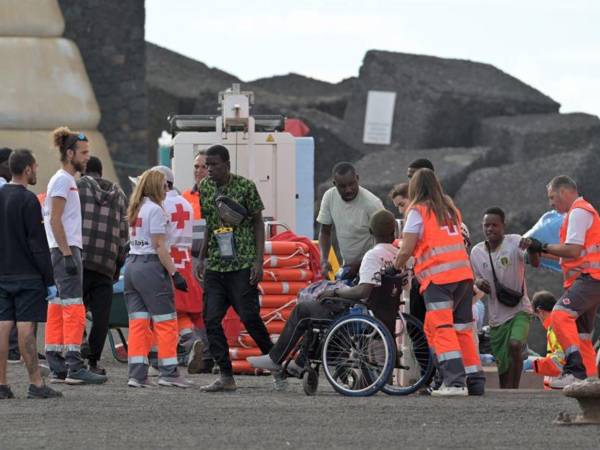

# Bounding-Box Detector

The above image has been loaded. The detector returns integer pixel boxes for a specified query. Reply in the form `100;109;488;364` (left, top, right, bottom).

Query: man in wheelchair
248;209;399;372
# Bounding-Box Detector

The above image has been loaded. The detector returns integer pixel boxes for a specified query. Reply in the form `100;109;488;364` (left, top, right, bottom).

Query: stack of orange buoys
230;241;315;374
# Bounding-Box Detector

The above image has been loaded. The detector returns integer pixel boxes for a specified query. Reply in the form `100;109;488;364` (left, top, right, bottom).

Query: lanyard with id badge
213;185;249;262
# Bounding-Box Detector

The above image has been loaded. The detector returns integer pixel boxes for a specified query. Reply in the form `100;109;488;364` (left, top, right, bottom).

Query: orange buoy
238;333;280;348
264;241;309;255
260;307;293;321
265;321;286;334
258;295;297;308
258;281;309;295
263;269;314;282
263;255;309;268
229;347;263;359
232;359;265;375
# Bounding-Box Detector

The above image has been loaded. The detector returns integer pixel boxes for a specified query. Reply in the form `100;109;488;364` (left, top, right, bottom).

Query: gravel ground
1;353;599;450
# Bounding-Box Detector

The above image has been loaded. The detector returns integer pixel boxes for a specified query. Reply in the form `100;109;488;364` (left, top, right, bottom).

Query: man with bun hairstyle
43;127;106;385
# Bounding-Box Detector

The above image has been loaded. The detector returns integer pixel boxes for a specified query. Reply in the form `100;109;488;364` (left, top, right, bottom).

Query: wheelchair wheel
302;366;319;396
381;313;434;395
321;315;395;397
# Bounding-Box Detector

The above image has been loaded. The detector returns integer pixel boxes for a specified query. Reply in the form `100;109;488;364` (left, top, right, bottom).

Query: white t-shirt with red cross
163;190;193;268
129;197;169;255
44;169;82;249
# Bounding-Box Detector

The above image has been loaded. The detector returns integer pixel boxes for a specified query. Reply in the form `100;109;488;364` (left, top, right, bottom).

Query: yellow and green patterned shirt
199;174;264;272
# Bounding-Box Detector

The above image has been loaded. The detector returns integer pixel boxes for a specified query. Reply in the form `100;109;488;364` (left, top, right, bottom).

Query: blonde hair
127;170;166;226
407;168;460;227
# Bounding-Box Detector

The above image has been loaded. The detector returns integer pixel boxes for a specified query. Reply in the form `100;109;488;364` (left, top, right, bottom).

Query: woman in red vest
394;169;484;397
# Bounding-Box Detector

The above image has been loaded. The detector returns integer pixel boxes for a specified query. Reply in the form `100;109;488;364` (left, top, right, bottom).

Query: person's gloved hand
46;285;58;301
172;272;188;292
64;255;78;276
527;238;545;254
523;357;536;372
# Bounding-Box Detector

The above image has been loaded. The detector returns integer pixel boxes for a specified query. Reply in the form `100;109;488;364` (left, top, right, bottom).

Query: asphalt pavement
1;355;599;450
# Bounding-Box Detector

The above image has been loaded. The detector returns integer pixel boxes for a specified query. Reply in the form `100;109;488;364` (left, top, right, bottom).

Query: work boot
158;375;194;388
187;340;206;374
128;378;157;388
48;372;67;384
65;368;108;385
549;373;584;390
247;354;281;371
200;376;237;392
0;385;15;399
27;384;63;399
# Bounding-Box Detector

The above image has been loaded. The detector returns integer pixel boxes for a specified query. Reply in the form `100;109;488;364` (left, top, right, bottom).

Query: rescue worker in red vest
522;175;600;388
124;169;192;388
394;168;484;396
151;166;206;373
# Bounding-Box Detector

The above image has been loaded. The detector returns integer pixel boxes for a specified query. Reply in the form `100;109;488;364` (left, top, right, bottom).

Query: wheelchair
281;270;434;397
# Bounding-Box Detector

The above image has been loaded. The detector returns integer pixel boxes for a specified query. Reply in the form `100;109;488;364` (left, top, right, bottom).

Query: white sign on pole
362;90;396;145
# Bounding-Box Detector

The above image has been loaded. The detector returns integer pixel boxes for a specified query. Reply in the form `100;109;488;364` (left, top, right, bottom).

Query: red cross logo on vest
171;204;190;229
170;247;187;265
131;217;143;236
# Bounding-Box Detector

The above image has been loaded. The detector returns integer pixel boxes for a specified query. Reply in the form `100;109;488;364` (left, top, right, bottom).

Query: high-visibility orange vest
181;187;205;257
182;188;201;220
411;204;473;293
559;197;600;288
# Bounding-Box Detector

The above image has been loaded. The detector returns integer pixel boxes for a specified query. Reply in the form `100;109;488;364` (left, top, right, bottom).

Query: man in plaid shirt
77;157;128;376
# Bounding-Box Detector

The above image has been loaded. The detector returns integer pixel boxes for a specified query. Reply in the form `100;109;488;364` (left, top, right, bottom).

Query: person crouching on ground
248;209;399;372
124;170;191;388
394;169;484;397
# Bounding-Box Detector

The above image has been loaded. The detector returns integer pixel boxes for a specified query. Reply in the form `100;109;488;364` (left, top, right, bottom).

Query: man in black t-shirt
0;149;61;399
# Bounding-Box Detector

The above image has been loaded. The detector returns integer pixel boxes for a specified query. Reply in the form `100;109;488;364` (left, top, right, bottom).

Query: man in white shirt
470;207;539;389
248;209;398;371
317;162;383;280
44;127;106;385
522;175;600;388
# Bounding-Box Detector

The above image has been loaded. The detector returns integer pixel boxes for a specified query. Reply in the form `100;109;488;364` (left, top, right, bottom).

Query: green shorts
490;311;531;375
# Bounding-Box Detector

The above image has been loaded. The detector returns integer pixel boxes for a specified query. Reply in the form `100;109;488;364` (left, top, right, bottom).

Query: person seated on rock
317;162;383;282
248;209;398;372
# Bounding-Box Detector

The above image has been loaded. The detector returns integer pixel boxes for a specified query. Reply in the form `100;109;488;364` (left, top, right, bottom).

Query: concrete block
0;38;100;129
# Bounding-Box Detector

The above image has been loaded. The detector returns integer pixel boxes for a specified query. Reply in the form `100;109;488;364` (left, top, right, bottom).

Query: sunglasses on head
67;133;88;150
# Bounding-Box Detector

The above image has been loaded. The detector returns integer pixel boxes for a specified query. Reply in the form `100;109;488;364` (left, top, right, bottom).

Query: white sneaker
430;385;468;397
549;373;583;390
128;378;156;388
147;366;160;377
158;375;194;388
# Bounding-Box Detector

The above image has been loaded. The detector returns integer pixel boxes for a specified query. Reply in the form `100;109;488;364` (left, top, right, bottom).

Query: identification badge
214;227;236;261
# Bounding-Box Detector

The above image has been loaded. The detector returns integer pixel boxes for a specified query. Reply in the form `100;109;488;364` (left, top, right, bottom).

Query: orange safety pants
124;255;180;381
423;280;484;391
551;275;600;379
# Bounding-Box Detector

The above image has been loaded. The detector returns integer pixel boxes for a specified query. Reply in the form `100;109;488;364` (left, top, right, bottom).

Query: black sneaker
37;352;46;361
65;368;108;385
0;385;15;399
27;384;63;399
7;349;21;364
88;363;107;376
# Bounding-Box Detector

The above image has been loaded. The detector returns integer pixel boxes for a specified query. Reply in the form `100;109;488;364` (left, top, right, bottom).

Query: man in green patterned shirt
196;145;277;392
